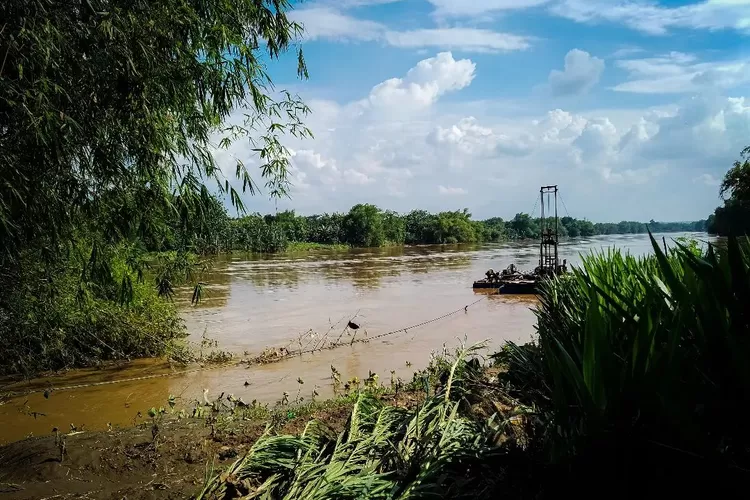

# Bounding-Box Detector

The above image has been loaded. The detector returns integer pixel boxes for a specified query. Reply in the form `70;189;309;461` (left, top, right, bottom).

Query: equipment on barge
473;185;567;294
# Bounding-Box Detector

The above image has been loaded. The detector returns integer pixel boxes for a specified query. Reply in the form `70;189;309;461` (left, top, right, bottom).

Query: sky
220;0;750;222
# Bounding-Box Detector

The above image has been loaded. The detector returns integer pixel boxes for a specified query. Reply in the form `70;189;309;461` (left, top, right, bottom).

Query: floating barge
472;278;538;294
473;185;566;295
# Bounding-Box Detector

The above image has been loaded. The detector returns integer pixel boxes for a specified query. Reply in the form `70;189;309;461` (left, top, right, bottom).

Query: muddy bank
0;291;532;445
0;389;425;500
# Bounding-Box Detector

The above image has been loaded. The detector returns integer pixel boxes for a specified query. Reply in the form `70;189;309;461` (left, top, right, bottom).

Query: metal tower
539;185;559;276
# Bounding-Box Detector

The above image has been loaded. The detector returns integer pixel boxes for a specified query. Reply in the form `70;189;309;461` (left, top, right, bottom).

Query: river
0;232;710;443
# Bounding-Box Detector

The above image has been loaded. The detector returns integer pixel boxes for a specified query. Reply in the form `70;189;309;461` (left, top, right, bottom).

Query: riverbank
0;378;429;499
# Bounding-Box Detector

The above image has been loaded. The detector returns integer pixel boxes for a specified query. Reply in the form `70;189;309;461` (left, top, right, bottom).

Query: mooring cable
2;297;487;397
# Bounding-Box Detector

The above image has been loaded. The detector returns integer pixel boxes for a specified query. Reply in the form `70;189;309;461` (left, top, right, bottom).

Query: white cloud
214;53;750;221
335;0;403;6
614;52;750;94
548;49;605;95
343;169;375;185
359;52;476;112
428;0;550;17
573;117;618;161
290;148;339;189
384;28;531;53
438;185;468;195
639;95;750;161
430;117;531;157
289;7;532;53
551;0;750;35
289;7;384;41
600;164;667;185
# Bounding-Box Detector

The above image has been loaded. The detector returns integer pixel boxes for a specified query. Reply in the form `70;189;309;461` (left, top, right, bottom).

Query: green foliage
382;210;406;245
501;234;750;482
507;213;539;239
0;0;310;372
197;343;504;499
0;0;310;264
478;217;506;242
343;204;386;247
433;209;480;244
0;246;185;375
707;147;750;236
157;201;708;253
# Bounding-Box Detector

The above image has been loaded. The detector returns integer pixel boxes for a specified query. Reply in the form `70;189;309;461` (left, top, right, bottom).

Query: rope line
558;192;571;218
3;297;486;397
529;195;539;218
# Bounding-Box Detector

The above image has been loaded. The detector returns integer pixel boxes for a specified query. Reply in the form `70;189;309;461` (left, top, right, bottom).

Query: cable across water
3;297;487;396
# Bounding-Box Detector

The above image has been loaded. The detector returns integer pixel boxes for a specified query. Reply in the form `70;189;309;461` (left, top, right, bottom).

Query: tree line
162;198;707;255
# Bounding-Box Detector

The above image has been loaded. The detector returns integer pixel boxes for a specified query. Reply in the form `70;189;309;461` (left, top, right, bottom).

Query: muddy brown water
0;232;710;444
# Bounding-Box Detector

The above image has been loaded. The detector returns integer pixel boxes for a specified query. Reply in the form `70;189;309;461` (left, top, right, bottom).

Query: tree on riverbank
707;147;750;236
0;0;310;374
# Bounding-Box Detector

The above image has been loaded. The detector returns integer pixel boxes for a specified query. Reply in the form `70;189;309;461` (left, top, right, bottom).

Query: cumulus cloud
548;49;605;96
214;52;750;221
430;117;531;157
639;96;750;161
359;52;476;112
614;51;750;94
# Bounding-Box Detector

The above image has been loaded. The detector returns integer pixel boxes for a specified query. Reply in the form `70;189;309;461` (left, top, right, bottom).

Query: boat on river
473;185;567;294
472;266;541;294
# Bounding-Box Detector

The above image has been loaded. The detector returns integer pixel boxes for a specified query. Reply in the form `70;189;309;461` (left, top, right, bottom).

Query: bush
501;234;750;490
0;248;186;375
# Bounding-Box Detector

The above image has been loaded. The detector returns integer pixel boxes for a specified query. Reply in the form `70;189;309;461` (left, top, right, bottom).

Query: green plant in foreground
196;342;505;499
505;234;750;478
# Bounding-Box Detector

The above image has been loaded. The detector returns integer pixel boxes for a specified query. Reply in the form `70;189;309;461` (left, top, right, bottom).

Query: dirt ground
0;392;423;500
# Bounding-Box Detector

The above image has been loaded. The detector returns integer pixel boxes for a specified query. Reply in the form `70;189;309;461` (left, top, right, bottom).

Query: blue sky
222;0;750;222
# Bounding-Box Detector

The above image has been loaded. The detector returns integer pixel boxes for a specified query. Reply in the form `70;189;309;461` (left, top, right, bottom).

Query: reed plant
196;343;508;499
503;234;750;489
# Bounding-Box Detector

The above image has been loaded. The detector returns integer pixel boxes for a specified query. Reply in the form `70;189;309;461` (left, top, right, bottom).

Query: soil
0;391;423;500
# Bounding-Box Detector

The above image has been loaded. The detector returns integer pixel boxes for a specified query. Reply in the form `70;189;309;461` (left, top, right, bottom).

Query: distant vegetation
707;147;750;236
159;197;707;255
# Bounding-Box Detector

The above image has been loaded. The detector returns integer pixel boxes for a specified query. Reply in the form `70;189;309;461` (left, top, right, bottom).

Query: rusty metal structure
538;185;559;276
473;184;565;293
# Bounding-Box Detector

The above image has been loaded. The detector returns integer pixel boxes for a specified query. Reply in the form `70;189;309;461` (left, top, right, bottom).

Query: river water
0;232;710;443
